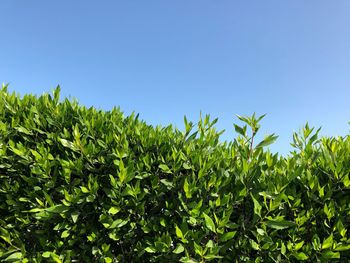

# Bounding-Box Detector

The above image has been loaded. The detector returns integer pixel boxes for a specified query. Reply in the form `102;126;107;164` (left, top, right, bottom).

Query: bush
0;85;349;262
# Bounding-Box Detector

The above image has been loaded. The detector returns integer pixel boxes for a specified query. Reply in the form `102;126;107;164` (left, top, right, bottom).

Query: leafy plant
0;84;349;262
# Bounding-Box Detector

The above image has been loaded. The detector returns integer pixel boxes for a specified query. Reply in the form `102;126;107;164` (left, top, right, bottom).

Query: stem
248;129;255;161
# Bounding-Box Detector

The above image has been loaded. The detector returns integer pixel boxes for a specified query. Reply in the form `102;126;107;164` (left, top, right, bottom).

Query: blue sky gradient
1;1;349;154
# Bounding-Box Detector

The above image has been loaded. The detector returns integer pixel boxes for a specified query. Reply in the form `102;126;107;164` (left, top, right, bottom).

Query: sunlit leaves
108;207;120;215
1;87;350;262
3;252;23;262
265;219;296;230
251;193;262;217
173;243;185;254
202;213;216;233
234;124;246;137
292;252;308;260
159;164;172;174
322;234;334;250
256;134;278;149
183;178;192;199
59;138;80;152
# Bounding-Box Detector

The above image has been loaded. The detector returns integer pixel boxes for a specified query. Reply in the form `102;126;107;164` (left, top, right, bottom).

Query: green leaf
321;250;340;259
281;242;286;255
250;239;260;250
42;252;51;258
4;252;22;262
203;213;216;233
239;187;247;197
312;234;321;251
186;131;198;141
71;211;79;223
160;218;166;227
160;179;173;188
204;254;223;260
343;174;350;187
251;193;262;217
175;225;184;239
336;220;346;238
234;124;246;137
0;227;12;245
322;234;333;250
117;160;127;183
179;257;198;263
256;228;265;236
173;243;185;254
80;186;89;193
175;224;188;243
294;241;304;251
46;205;69;214
292;252;308;260
159;164;172;174
183;178;191;198
220;231;237;242
256;134;278;148
183;163;192;170
236;114;251;125
53;85;61;103
145;247;156;253
50;252;62;263
15;126;32;135
194;242;203;256
335;243;350;251
206;240;214;248
256;114;266;122
265;219;296;230
61;230;70;238
108;207;120;215
59;138;79;152
109;174;116;187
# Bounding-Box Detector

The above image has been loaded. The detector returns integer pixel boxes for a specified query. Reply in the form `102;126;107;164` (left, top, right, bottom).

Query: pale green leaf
108;207;120;215
292;252;308;260
159;164;172;174
203;213;216;233
265;219;296;230
256;134;278;148
173;243;185;254
322;234;333;250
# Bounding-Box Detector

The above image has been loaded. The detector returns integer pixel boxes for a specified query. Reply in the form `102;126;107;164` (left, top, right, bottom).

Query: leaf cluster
1;85;350;262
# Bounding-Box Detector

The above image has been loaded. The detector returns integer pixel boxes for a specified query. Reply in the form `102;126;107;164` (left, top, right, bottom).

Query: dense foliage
0;85;350;262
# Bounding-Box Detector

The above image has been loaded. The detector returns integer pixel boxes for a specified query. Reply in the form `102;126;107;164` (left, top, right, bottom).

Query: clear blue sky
1;1;349;154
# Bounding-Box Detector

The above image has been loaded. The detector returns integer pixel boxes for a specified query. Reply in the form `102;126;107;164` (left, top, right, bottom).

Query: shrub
0;85;349;262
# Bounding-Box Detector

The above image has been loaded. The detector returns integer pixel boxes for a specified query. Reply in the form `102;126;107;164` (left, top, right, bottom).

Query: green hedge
0;85;350;262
